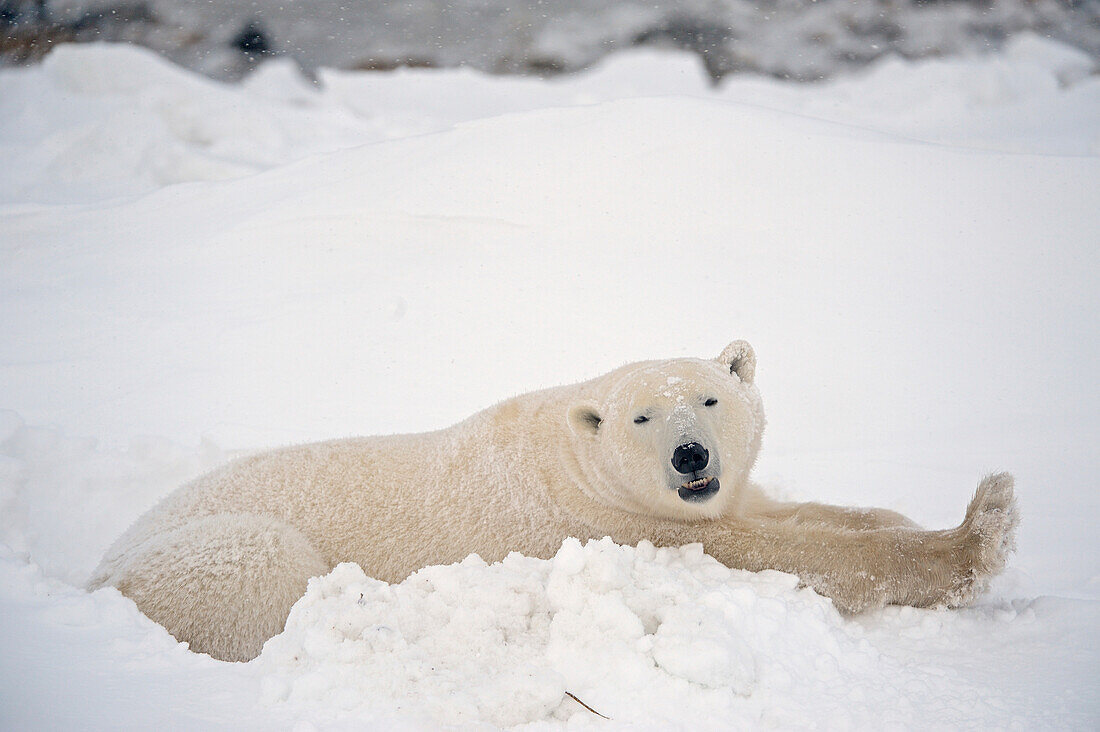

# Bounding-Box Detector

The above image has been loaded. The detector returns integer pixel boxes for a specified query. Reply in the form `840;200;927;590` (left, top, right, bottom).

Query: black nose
672;442;709;474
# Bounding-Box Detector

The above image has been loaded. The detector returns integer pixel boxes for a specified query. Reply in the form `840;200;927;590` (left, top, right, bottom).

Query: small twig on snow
565;691;609;720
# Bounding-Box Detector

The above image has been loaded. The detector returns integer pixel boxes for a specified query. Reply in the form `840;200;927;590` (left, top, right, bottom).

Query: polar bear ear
717;340;756;384
567;400;603;437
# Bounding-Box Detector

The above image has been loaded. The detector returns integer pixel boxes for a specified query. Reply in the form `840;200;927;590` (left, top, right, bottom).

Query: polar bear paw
944;472;1020;607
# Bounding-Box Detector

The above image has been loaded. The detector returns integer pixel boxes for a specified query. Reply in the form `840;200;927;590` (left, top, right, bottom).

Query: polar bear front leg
739;481;919;530
691;473;1019;612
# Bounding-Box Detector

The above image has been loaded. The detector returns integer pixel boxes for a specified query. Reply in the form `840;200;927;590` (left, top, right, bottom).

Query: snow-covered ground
1;38;1098;728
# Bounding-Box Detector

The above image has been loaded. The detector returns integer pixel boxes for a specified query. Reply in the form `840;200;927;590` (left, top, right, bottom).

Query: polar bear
89;341;1019;662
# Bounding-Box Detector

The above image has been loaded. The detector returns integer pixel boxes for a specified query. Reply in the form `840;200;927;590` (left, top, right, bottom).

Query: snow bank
259;540;992;727
260;541;772;727
258;538;1093;728
2;36;1096;205
0;46;373;203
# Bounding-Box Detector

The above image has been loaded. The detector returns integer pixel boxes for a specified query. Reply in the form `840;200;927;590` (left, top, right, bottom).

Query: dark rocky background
2;0;1097;82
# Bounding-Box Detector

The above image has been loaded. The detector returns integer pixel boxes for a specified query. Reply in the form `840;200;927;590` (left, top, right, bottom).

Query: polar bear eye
704;398;718;407
633;415;649;424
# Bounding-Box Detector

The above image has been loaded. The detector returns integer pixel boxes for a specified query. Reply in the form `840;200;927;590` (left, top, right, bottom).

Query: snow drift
258;539;1017;728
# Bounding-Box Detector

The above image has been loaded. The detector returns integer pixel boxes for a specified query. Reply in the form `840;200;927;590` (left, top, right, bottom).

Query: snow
1;39;1099;728
3;36;1097;206
257;539;1050;727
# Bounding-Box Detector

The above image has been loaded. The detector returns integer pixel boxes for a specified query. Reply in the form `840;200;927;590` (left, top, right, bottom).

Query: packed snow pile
258;538;1016;728
260;542;797;726
1;39;1098;729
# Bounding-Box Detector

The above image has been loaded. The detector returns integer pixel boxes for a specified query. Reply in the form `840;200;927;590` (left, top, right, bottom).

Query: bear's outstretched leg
90;513;330;662
739;482;919;530
674;473;1019;612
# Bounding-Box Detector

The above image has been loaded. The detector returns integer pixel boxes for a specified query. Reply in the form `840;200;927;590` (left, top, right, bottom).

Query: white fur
90;341;1019;661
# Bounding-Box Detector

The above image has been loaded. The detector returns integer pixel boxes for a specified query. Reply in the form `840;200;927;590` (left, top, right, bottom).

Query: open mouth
677;476;720;502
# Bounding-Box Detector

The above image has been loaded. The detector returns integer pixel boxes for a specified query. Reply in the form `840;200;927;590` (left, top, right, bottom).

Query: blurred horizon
2;0;1098;83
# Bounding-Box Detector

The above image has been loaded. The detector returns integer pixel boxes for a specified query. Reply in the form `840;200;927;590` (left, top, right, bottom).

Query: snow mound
0;44;374;204
2;36;1097;206
257;537;976;728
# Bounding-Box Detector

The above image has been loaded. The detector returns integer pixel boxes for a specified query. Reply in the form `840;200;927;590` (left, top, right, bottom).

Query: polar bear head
566;341;764;520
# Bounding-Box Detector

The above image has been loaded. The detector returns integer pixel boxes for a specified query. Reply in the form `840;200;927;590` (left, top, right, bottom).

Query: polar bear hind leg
101;513;329;662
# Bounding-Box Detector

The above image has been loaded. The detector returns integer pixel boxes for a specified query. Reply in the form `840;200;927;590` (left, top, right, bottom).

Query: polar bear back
93;400;583;590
